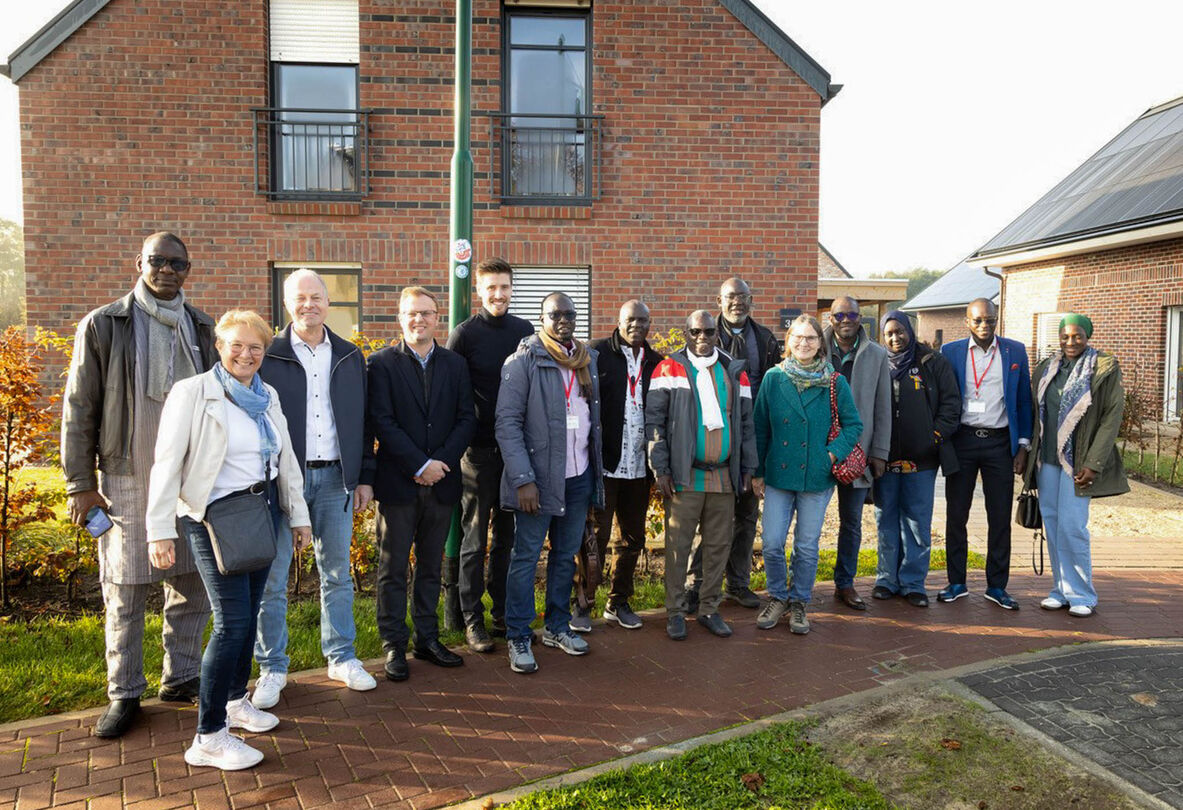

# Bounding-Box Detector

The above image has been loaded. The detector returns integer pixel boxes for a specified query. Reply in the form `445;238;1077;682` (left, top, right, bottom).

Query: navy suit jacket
365;341;477;506
941;336;1033;457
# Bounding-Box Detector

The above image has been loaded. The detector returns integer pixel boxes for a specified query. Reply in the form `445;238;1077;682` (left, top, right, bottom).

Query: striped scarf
1037;347;1097;476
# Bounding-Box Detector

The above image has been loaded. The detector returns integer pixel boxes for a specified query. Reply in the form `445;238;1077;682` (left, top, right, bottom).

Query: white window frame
1034;311;1070;361
507;265;592;339
1166;306;1183;421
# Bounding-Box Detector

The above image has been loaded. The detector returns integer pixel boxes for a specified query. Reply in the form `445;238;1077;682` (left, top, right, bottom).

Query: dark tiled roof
900;261;999;312
975;96;1183;258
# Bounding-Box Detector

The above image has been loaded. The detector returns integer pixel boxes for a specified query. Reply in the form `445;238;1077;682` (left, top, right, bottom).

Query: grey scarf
132;279;197;401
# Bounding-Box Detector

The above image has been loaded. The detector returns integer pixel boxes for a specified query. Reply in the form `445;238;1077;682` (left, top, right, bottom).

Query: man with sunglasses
497;293;604;674
822;296;891;612
62;232;217;738
647;310;756;641
687;278;779;613
939;298;1032;610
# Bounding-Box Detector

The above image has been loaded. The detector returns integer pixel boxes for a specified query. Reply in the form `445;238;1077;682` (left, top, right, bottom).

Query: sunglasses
546;310;577;322
145;255;190;273
831;311;859;323
969;317;997;326
688;327;717;337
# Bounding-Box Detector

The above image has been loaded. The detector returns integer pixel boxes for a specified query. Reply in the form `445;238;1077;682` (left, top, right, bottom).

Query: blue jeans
873;468;938;595
833;483;868;589
1037;463;1096;608
503;468;593;641
255;464;357;674
183;510;274;735
760;485;833;603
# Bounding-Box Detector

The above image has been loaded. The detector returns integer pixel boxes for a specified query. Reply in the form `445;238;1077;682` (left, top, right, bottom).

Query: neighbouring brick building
5;0;839;366
899;259;999;349
970;95;1183;420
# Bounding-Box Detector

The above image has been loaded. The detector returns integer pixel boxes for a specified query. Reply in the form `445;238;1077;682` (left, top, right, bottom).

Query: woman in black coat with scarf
871;311;961;607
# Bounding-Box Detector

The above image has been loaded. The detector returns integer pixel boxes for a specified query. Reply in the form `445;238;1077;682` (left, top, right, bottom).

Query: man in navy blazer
367;287;477;681
938;298;1032;610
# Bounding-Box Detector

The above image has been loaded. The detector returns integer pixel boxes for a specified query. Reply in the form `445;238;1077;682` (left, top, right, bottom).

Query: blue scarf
1037;347;1098;475
212;363;278;465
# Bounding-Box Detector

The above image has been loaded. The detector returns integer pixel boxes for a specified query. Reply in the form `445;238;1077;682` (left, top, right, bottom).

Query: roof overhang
968;216;1183;269
817;278;910;302
720;0;839;103
5;0;111;83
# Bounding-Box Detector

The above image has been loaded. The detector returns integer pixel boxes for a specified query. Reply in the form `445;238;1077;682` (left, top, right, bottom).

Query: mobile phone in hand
85;505;113;537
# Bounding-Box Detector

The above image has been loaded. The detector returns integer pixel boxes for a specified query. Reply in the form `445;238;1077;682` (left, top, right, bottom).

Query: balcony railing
487;113;604;203
253;108;372;200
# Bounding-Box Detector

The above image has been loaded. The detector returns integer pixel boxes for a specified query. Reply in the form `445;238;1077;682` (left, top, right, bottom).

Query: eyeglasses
227;342;265;356
831;311;859;323
688;327;717;338
403;309;438;320
969;317;997;326
146;255;190;273
789;333;820;343
546;310;577;322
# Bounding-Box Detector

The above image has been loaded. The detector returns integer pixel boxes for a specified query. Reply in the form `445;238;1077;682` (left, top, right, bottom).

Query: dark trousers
458;446;515;627
376;487;453;652
833;483;869;588
587;475;650;605
944;430;1014;590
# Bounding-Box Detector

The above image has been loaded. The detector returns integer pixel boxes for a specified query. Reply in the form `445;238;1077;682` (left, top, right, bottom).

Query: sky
2;0;1182;277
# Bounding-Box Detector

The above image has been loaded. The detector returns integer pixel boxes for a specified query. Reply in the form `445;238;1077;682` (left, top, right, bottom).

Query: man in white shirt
253;269;377;708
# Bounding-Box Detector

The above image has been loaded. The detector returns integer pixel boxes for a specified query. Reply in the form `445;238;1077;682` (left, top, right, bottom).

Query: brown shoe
834;586;867;611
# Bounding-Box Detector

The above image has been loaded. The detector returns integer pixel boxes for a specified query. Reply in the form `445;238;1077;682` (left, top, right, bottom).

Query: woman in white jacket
147;310;311;771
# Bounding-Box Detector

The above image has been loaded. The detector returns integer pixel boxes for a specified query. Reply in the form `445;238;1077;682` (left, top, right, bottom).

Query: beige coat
146;369;310;541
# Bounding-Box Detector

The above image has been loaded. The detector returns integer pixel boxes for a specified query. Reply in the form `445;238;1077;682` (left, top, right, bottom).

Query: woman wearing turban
1023;314;1128;617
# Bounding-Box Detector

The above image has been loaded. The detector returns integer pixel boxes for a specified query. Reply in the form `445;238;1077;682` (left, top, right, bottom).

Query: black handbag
202;478;278;576
1015;487;1041;529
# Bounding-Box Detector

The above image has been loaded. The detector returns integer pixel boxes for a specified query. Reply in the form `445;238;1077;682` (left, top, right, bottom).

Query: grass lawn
504;721;891;810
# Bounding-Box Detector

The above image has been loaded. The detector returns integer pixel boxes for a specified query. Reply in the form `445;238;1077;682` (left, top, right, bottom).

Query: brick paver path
3;568;1182;809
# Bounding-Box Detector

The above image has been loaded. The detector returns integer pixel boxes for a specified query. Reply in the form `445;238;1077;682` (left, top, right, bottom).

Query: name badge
967;400;987;414
566;414;580;430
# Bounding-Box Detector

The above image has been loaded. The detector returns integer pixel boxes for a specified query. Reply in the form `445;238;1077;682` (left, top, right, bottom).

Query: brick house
4;0;839;361
969;95;1183;420
899;259;999;349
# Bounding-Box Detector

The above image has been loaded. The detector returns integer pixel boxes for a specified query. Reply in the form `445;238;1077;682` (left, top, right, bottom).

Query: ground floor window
272;263;362;338
1034;311;1070;361
1166;306;1183;421
506;265;592;340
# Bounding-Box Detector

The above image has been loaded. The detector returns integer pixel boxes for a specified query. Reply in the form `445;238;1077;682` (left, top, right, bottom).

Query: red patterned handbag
828;373;867;485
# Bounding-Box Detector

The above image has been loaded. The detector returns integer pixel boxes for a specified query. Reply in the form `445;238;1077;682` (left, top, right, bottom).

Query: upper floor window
497;8;601;202
255;0;368;200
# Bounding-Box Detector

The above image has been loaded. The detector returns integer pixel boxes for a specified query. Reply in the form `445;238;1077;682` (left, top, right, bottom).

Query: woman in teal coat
752;314;862;635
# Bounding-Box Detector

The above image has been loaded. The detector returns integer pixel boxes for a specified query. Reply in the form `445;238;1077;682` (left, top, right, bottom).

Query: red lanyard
970;344;996;397
563;369;576;412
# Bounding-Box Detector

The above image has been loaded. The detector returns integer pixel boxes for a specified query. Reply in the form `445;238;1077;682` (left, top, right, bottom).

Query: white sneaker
1068;605;1095;617
184;726;264;770
251;671;286;709
1040;596;1067;610
226;697;279;733
327;658;378;692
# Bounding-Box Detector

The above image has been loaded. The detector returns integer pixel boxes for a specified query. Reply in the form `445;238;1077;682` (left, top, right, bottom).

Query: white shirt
608;347;647;480
209;402;281;503
292;329;340;463
961;338;1008;430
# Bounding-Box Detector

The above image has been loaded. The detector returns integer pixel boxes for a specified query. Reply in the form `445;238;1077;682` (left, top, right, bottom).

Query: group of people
61;231;1126;772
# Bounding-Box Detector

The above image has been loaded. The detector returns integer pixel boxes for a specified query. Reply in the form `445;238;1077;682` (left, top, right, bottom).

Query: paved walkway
2;479;1181;810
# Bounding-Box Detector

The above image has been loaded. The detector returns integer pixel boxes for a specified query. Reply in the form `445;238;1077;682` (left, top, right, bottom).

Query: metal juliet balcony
253;108;372;200
487;113;605;204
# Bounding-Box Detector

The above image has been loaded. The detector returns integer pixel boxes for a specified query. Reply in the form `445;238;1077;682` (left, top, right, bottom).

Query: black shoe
413;639;464;668
984;588;1019;611
490;618;508;638
666;614;688;641
696;613;733;638
871;585;896;601
465;623;494;653
905;591;929;608
685;590;700;616
158;676;200;704
95;698;140;738
384;649;409;682
723;586;761;609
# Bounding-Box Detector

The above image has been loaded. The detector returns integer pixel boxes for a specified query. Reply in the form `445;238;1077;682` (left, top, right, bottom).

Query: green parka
1023;351;1128;498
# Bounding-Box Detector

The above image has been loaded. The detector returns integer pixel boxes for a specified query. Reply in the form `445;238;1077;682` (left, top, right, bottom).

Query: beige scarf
539;330;592;395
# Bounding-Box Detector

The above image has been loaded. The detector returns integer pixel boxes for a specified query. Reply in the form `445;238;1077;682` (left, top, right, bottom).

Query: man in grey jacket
823;296;891;611
61;232;216;738
647;310;757;642
496;293;604;674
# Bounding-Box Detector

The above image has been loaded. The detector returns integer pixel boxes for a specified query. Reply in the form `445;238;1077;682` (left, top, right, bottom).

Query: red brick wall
19;0;821;363
914;308;963;349
1001;237;1183;416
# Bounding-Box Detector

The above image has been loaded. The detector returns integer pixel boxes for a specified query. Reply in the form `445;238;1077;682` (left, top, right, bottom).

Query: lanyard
563;368;576;412
970;344;996;397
